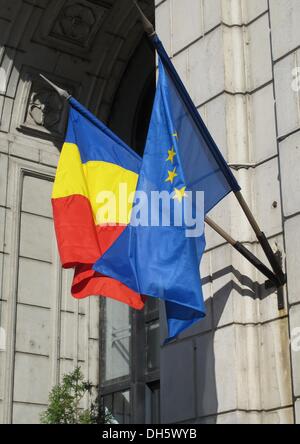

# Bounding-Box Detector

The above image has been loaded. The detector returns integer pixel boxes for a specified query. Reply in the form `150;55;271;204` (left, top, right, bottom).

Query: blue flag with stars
94;56;239;341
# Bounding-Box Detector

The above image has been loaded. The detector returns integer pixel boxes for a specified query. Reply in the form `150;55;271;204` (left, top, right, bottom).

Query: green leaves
40;367;109;424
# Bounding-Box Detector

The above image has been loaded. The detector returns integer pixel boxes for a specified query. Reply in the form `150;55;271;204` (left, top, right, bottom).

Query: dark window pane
146;321;160;372
102;391;131;425
146;383;160;424
145;296;159;316
102;299;131;382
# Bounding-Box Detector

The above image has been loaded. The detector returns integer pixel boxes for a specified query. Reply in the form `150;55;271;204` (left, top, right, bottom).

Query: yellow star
165;168;178;184
172;132;178;140
173;187;188;203
166;147;176;164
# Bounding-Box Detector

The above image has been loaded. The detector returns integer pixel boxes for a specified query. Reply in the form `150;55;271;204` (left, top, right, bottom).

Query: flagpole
133;0;286;289
205;217;280;287
39;74;71;100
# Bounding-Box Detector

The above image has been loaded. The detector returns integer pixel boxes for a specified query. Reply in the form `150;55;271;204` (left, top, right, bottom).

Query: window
100;297;160;424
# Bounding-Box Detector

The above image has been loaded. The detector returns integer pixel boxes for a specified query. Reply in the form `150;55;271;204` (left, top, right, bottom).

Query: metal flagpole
39;74;71;100
133;0;286;290
205;217;279;287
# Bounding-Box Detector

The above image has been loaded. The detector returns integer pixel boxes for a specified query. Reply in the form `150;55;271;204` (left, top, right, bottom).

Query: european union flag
94;52;240;341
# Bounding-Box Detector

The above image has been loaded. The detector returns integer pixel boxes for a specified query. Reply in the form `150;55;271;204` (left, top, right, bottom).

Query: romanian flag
52;98;144;310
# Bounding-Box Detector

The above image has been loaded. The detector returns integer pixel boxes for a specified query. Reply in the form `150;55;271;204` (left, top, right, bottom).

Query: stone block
0;207;4;251
0;300;7;400
88;338;99;387
269;0;300;60
15;304;51;356
274;51;300;138
13;402;45;425
200;93;228;160
172;51;189;92
260;318;293;410
172;0;203;54
245;14;273;91
214;326;243;412
0;154;8;206
61;268;77;314
161;339;196;423
19;213;54;263
13;353;50;404
285;215;300;305
262;407;294;424
189;27;224;106
280;131;300;218
88;297;100;340
155;0;171;55
203;0;222;32
17;257;53;309
22;175;53;219
253;158;283;238
39;149;59;168
59;358;76;382
211;244;235;327
242;0;268;23
60;312;86;362
295;399;300;424
290;304;300;397
10;142;40;162
250;84;277;163
195;331;218;417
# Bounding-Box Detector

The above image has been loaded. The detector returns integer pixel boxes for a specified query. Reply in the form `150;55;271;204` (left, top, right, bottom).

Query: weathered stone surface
254;158;282;238
250;84;277;163
22;175;53;219
269;0;300;60
17;257;53;308
290;304;300;397
242;0;268;23
189;27;224;106
161;340;196;423
172;0;203;54
295;399;300;424
13;353;50;405
285;215;300;305
259;318;293;410
280;132;300;218
15;304;51;356
13;402;45;425
19;213;54;263
274;51;300;138
245;14;273;91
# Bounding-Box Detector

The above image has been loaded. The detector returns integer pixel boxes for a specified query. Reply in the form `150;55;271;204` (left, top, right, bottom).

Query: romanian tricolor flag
52;98;144;310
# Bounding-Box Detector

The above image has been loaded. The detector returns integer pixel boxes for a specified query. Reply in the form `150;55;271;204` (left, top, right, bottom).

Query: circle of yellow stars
165;132;187;203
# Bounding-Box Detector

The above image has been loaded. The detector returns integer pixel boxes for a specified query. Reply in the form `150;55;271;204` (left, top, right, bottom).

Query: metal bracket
264;250;286;310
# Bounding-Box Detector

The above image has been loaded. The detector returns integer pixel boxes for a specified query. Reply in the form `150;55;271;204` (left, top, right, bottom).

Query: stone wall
156;0;299;424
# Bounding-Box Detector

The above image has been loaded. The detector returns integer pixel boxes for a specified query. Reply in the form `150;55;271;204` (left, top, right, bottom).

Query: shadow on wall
160;262;277;424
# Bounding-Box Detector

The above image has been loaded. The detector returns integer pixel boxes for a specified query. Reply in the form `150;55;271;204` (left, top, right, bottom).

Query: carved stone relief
34;0;111;55
51;2;96;46
16;69;75;140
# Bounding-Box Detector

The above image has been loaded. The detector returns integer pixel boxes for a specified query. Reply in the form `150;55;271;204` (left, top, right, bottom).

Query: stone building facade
157;0;300;424
0;0;299;424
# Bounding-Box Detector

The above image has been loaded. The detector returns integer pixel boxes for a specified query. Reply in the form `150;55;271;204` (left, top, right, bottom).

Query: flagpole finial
133;1;156;37
39;74;71;100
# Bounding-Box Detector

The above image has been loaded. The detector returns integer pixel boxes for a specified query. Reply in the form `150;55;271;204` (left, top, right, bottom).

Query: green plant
40;367;112;424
